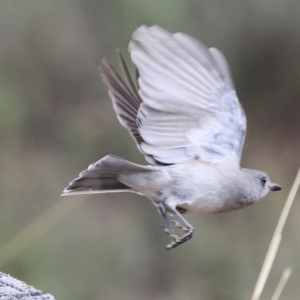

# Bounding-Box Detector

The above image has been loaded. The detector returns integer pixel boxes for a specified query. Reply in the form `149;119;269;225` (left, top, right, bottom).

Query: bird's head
244;169;282;200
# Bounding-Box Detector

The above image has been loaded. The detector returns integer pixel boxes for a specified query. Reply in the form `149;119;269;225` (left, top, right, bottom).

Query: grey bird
62;25;282;250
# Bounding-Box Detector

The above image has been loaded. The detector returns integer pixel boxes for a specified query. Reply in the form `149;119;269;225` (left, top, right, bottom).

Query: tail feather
62;155;150;196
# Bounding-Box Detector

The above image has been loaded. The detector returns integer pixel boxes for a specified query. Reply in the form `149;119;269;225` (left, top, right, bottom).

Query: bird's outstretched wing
101;25;246;166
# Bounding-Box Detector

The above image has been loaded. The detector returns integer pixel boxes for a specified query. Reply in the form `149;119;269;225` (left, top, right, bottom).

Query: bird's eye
261;177;267;186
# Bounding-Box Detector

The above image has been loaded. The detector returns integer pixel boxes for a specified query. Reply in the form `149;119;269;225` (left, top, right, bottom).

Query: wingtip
129;25;173;53
101;57;110;68
132;25;171;38
115;48;121;56
130;25;150;43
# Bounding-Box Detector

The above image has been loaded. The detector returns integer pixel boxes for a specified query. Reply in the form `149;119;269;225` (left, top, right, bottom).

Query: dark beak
270;183;282;191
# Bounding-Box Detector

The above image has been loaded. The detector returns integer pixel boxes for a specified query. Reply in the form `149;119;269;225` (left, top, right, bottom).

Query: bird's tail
62;155;149;196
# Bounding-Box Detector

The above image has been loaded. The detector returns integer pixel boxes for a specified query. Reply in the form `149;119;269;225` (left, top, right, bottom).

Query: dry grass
271;267;292;300
251;168;300;300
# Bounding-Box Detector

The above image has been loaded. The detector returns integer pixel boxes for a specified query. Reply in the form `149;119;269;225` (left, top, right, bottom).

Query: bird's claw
165;228;194;250
171;220;189;233
161;224;179;241
161;221;194;250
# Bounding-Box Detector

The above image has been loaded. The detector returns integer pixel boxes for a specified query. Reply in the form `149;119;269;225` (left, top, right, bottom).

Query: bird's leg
157;203;179;242
164;205;194;250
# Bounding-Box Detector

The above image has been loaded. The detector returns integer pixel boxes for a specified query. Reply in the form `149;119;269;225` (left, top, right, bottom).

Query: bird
62;25;282;250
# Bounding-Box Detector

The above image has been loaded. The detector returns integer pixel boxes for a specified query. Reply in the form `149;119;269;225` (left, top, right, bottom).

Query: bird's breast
167;161;253;214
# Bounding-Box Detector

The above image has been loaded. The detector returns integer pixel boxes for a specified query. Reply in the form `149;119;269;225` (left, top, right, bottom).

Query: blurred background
0;0;299;299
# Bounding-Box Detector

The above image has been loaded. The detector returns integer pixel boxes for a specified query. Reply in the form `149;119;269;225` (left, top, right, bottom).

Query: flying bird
62;25;282;250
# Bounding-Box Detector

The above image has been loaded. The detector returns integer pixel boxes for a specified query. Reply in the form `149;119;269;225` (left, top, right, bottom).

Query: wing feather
101;25;246;166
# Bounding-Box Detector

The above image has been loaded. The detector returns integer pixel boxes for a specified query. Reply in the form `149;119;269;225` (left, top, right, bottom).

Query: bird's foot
162;221;194;250
165;227;194;250
171;220;190;233
161;225;179;242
